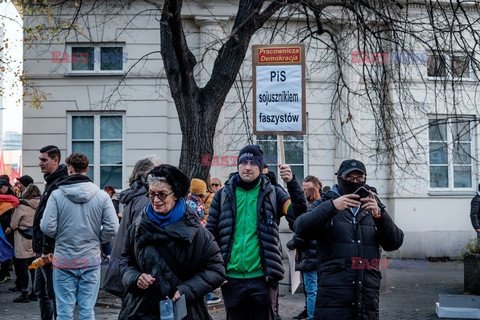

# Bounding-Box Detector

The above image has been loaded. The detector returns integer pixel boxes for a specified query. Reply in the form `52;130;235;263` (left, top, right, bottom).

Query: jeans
35;261;56;320
101;242;111;256
53;267;101;320
303;270;318;320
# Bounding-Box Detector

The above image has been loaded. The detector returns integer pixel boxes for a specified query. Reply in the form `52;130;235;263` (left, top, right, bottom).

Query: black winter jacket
32;164;68;254
206;174;307;282
471;192;480;230
286;234;317;272
118;207;225;320
294;187;404;320
103;181;149;297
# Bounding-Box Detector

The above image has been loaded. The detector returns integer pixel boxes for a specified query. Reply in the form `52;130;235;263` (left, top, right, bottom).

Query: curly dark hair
65;153;89;173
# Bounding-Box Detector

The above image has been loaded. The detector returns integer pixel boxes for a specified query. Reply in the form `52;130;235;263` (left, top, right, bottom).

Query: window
68;44;126;74
70;114;124;189
256;135;304;181
428;117;474;189
427;52;472;79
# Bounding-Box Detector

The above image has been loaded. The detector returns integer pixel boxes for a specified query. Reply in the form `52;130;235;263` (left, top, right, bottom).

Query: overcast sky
0;0;22;134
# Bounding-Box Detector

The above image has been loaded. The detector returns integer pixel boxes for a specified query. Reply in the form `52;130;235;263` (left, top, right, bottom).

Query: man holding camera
294;159;404;320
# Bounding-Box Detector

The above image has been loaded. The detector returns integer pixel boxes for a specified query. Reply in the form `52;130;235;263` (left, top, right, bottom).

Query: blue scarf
146;198;186;227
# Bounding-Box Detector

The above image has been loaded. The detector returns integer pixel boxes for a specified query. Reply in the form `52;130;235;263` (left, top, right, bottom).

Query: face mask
338;178;365;195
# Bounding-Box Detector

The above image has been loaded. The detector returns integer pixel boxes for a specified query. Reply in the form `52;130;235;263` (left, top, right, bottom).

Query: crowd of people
0;144;404;320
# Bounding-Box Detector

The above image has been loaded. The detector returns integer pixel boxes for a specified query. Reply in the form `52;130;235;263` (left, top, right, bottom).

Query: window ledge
428;190;475;196
427;76;475;82
64;72;126;77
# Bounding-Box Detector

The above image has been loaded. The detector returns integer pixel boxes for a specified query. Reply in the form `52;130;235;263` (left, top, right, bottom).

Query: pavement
0;259;470;319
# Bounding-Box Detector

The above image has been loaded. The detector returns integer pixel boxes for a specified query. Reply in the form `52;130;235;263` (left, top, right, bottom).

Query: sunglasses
211;183;220;187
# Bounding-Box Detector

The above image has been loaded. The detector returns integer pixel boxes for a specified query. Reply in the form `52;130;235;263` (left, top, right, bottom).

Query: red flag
0;150;5;175
10;167;20;184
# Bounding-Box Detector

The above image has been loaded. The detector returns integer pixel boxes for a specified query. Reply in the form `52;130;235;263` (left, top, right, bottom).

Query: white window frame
428;116;475;192
427;51;473;81
67;113;126;190
65;43;126;75
255;134;305;182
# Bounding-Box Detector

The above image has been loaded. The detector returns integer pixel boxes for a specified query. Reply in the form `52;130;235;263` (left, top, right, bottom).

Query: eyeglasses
148;191;173;201
341;175;366;183
211;183;220;187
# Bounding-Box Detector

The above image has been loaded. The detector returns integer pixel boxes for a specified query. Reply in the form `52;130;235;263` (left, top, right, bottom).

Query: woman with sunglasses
118;164;225;320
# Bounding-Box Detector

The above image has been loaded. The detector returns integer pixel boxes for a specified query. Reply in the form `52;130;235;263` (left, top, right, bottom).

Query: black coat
286;234;317;272
103;181;149;297
206;174;307;282
118;207;225;320
294;188;404;320
32;164;68;254
471;193;480;229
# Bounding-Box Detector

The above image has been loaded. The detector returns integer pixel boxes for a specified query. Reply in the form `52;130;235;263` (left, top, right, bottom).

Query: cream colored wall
22;1;480;257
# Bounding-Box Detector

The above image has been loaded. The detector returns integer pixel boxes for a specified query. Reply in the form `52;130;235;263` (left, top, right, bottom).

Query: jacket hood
58;175;100;203
119;180;147;205
20;197;40;210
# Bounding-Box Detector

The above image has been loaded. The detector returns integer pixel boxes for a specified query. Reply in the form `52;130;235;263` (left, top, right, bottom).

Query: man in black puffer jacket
295;159;404;320
32;145;68;320
470;183;480;240
207;145;307;320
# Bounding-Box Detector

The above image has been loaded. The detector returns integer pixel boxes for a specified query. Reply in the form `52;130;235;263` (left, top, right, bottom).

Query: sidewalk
0;260;467;319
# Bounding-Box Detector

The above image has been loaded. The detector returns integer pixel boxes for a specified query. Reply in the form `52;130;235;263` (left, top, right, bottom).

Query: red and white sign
253;44;306;135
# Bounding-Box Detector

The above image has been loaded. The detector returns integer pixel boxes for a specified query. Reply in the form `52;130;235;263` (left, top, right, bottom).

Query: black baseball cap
336;159;367;176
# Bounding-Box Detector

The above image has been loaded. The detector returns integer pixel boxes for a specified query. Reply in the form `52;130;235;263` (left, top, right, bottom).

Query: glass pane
72;116;94;139
71;47;94;71
86;165;94;181
72;142;94;164
100;47;123;71
427;53;446;77
285;141;303;164
429;142;447;164
100;141;122;164
453;142;471;164
454;166;472;188
430;166;448;188
451;120;471;142
100;166;122;189
101;117;122;139
284;135;303;141
290;165;304;183
452;55;469;78
257;138;277;165
428;120;447;141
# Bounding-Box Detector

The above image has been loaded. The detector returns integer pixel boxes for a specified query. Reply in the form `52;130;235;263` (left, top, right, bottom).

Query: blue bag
0;227;14;263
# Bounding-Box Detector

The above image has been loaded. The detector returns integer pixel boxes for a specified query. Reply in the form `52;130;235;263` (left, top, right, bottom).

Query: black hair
40;145;61;162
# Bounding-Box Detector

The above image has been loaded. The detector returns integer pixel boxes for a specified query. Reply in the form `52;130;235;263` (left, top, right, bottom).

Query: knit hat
18;175;34;187
336;159;367;176
190;178;206;196
147;165;190;199
238;144;264;169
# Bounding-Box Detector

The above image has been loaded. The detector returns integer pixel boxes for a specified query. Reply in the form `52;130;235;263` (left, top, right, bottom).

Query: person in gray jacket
40;153;119;320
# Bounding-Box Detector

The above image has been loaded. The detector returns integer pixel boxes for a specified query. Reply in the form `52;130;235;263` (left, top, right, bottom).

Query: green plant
461;239;480;260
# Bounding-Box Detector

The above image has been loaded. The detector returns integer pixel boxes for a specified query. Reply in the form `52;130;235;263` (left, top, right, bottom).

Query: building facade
22;1;480;258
